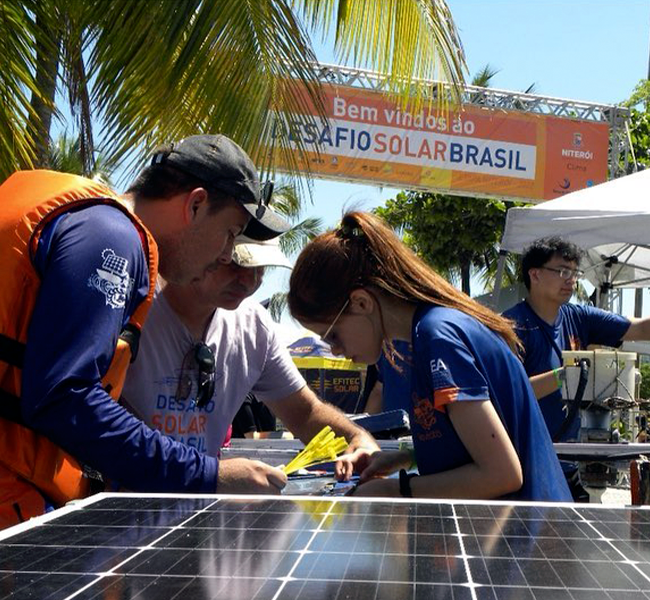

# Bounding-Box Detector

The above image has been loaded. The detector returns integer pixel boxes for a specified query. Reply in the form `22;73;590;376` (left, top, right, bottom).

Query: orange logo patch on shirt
433;387;458;411
413;396;437;430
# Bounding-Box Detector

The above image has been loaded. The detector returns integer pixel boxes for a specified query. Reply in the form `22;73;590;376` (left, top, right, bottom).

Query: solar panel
1;492;649;599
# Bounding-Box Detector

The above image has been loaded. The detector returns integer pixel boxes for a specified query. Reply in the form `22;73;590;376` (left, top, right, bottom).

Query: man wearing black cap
0;134;291;528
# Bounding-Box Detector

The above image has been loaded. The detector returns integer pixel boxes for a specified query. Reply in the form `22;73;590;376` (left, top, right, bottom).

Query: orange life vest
0;170;158;527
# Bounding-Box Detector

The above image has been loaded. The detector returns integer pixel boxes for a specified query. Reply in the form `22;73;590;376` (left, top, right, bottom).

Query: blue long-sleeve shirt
21;204;218;493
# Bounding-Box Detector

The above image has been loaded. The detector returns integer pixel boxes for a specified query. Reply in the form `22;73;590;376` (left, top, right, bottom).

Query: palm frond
89;0;327;181
471;64;499;88
47;132;118;186
280;217;323;257
265;291;289;323
298;0;467;107
0;0;54;179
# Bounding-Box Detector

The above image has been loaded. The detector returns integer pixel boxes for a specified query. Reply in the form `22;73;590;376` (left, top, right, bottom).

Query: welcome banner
271;84;610;201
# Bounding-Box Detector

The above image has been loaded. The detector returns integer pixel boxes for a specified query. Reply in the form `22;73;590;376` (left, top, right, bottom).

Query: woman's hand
334;445;375;480
334;433;381;480
358;449;413;484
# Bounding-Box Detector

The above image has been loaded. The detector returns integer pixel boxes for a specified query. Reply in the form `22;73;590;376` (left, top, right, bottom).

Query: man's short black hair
127;136;291;240
521;236;584;290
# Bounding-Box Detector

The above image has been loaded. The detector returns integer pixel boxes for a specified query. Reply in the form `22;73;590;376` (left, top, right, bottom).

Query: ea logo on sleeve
430;358;448;374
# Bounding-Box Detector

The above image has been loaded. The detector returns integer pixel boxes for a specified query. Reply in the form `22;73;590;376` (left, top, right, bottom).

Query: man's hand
217;458;287;494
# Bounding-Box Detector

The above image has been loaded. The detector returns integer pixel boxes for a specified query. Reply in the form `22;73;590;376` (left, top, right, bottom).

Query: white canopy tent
494;168;650;309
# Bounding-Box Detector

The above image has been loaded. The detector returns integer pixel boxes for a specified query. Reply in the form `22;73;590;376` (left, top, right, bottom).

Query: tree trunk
27;12;61;168
461;264;471;296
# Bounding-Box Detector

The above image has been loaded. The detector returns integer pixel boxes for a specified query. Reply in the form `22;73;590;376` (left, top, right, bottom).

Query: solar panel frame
1;492;649;600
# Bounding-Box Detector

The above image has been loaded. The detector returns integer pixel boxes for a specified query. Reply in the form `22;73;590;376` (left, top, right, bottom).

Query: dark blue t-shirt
503;301;630;441
21;204;218;493
377;340;412;412
410;305;571;502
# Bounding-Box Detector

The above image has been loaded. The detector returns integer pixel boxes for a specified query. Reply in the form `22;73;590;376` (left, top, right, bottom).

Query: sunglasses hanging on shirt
175;342;216;409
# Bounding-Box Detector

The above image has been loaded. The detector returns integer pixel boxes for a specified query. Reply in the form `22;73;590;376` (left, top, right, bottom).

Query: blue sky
254;0;650;318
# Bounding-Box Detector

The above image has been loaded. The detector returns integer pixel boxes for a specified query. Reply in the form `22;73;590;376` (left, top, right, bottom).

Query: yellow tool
281;426;349;475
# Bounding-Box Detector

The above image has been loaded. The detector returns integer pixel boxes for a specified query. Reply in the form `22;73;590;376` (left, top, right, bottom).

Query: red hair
288;211;521;354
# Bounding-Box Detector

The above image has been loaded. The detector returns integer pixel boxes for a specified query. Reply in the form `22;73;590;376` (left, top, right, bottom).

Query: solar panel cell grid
0;494;649;600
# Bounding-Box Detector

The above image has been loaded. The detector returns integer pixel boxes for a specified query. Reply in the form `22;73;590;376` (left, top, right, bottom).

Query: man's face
158;196;251;285
192;261;265;310
529;253;581;304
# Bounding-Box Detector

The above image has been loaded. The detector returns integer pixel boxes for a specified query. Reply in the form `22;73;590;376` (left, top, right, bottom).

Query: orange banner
270;84;610;201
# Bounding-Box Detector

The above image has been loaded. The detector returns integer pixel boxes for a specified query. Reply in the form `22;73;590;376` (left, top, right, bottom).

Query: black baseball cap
150;134;290;241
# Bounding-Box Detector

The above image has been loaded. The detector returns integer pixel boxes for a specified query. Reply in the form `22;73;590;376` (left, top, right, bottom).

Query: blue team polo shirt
503;301;630;442
410;304;571;502
376;340;412;412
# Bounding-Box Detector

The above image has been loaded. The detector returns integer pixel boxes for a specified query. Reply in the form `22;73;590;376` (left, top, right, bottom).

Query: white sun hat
232;235;292;269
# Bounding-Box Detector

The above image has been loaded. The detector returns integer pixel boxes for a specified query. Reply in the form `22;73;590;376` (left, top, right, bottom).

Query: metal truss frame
312;62;632;181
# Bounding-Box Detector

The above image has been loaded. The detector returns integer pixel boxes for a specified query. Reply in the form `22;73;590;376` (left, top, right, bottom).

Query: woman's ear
349;288;375;315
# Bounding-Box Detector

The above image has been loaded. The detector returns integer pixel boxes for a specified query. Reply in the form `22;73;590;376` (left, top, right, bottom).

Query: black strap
399;469;417;498
0;326;138;428
553;358;590;442
119;323;141;363
0;334;26;369
0;388;25;426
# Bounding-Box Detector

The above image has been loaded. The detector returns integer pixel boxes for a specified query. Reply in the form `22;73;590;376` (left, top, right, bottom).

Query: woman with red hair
288;211;570;501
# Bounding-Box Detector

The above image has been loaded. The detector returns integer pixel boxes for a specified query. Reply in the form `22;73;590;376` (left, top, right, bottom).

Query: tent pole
635;288;644;318
491;250;508;310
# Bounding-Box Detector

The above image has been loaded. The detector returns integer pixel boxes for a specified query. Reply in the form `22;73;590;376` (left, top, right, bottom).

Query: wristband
398;441;417;470
399;469;417;498
552;367;565;390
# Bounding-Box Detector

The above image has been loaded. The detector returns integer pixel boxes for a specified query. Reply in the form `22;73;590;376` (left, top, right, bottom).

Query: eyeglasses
256;180;274;219
540;266;584;280
321;299;350;346
176;342;216;409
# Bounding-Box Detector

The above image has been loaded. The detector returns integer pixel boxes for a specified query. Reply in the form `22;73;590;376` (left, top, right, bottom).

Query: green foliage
627;107;650;168
47;132;118;186
639;363;650;401
376;191;503;272
373;64;536;296
623;79;650;109
375;191;523;294
623;79;650;170
1;0;467;182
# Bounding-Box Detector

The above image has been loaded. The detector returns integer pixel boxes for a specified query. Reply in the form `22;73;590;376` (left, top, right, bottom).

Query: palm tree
1;0;466;182
46;132;118;187
376;65;537;296
263;180;323;321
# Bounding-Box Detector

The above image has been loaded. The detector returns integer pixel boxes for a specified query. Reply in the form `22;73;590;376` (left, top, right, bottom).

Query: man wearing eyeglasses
121;235;380;493
503;236;650;500
0;134;292;528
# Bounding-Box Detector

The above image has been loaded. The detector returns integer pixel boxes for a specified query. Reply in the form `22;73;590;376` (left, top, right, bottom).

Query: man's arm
271;385;380;476
622;316;650;341
22;206;219;493
217;458;286;493
529;368;564;400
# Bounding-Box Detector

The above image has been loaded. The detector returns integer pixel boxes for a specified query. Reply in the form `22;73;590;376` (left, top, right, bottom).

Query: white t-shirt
121;292;305;457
